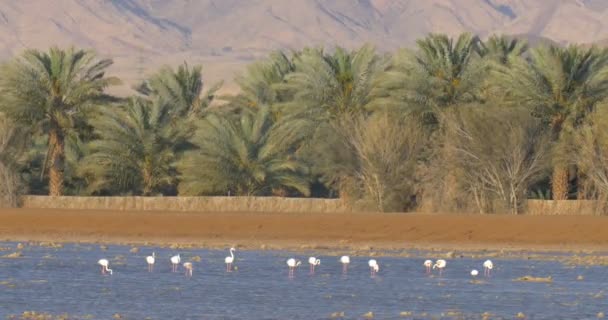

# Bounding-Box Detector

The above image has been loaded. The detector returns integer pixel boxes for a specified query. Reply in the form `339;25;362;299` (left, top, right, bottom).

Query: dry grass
20;196;608;216
20;196;352;213
526;200;605;215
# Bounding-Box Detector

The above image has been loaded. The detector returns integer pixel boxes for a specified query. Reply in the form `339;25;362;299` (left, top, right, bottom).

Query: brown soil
0;208;607;253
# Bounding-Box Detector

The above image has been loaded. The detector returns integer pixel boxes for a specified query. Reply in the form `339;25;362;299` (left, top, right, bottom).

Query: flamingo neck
230;249;235;259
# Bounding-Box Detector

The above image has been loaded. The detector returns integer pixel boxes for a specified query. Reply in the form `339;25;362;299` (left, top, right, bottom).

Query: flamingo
368;259;379;277
423;259;433;274
146;252;155;272
433;259;446;276
225;248;236;272
471;269;479;277
340;256;350;274
170;254;181;272
98;259;113;275
286;258;301;278
308;257;320;274
183;262;193;277
483;259;493;277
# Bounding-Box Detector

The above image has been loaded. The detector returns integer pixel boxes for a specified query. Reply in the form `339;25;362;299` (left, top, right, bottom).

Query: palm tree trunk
552;165;569;200
143;161;153;196
48;126;65;196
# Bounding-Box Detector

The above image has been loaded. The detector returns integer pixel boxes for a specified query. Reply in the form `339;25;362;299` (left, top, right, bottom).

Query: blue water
0;242;607;319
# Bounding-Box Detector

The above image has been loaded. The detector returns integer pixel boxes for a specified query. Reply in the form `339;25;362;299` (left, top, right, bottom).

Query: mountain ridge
1;0;607;94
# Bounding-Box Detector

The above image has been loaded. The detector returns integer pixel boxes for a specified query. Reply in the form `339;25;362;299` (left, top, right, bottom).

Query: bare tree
577;104;608;205
445;105;549;214
336;112;425;212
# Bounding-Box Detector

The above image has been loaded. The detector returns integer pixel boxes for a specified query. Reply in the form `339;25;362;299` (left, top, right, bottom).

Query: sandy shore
1;208;607;255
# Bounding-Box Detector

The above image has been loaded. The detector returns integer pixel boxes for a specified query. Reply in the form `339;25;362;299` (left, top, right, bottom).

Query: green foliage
370;33;484;117
136;62;222;118
278;44;386;120
494;45;608;135
0;47;119;130
493;44;608;199
179;106;312;196
0;47;119;195
2;37;608;210
79;98;187;195
478;35;528;65
223;51;296;112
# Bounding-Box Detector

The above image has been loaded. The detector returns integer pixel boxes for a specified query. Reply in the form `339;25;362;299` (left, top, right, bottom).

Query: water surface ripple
0;243;606;319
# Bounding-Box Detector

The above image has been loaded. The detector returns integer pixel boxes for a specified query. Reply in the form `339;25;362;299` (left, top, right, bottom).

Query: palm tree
135;62;222;118
178;106;311;196
370;33;484;118
270;45;385;196
478;35;528;65
223;51;296;113
494;45;608;199
477;35;528;103
80;98;187;195
278;44;385;120
0;47;119;195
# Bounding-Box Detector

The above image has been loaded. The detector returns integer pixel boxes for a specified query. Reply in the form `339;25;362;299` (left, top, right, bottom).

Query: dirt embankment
0;208;606;252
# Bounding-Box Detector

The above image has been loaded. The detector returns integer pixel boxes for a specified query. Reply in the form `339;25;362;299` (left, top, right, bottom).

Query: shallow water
0;242;606;319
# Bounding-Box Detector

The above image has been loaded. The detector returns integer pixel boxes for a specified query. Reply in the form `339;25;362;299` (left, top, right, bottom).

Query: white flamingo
170;254;181;272
98;259;113;275
471;269;479;277
483;259;493;277
423;259;433;274
340;256;350;274
368;259;379;277
286;258;301;278
146;252;155;272
433;259;446;276
308;257;320;274
183;262;193;277
225;248;236;272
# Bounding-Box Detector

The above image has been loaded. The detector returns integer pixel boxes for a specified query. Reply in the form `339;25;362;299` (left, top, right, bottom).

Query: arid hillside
1;0;607;94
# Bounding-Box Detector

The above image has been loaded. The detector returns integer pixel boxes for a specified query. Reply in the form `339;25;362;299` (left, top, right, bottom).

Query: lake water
0;242;606;319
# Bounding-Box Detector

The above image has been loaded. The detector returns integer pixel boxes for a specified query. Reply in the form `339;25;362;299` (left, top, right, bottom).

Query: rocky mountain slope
1;0;607;94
